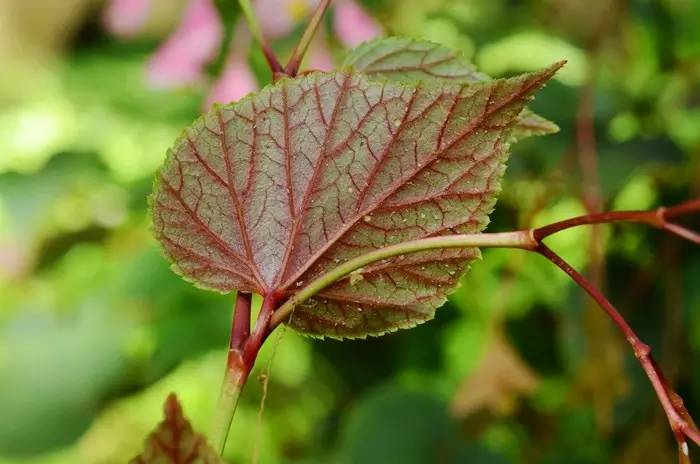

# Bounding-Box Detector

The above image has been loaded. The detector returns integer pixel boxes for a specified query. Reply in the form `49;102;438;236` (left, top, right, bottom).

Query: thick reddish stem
230;292;251;351
536;243;700;457
243;291;278;368
212;291;280;453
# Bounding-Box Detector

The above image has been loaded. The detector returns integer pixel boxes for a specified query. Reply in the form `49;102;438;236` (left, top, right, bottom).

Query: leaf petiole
235;0;284;74
285;0;333;76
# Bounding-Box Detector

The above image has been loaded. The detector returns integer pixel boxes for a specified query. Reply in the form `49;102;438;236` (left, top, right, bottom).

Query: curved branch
536;243;700;460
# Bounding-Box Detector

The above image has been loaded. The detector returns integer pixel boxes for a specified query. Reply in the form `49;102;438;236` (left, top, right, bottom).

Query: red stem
663;198;700;218
533;198;700;243
536;243;700;457
230;292;251;351
262;47;285;76
242;291;278;368
285;0;332;77
534;209;660;240
215;199;699;456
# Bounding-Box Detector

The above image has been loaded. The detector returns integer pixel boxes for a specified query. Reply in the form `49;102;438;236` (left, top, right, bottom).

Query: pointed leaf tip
131;394;225;464
341;38;562;143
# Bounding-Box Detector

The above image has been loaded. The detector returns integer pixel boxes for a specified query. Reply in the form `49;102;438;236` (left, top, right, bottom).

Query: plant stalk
235;0;283;74
211;291;278;455
285;0;332;76
271;199;700;328
210;355;249;454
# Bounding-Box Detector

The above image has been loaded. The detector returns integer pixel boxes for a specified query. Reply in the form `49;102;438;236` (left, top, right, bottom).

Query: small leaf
342;37;559;141
152;62;562;338
131;394;224;464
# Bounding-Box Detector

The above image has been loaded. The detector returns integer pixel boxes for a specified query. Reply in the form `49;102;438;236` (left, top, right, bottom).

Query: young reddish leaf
151;65;561;338
343;37;559;141
131;394;224;464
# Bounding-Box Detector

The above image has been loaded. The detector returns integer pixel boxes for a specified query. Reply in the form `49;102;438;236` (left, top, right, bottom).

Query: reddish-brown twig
533;198;700;244
236;0;284;74
230;292;252;351
536;243;700;460
285;0;332;76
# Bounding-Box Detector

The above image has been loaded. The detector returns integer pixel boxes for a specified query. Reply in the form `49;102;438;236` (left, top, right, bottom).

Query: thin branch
236;0;284;74
536;243;700;461
285;0;332;77
533;198;700;242
244;291;278;365
663;198;700;218
272;200;700;329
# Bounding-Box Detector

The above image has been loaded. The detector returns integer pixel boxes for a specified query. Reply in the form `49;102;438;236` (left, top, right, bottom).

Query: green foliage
0;0;699;463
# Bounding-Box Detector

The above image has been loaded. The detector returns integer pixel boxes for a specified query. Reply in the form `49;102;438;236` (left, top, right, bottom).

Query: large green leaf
343;37;559;142
151;64;561;338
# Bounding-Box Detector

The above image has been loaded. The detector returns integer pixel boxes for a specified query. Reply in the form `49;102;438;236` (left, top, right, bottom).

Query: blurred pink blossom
103;0;151;38
103;0;381;103
146;0;223;89
306;34;334;71
333;0;381;47
205;57;258;108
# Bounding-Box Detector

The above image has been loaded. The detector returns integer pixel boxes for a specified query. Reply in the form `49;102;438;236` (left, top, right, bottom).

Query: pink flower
146;0;223;89
333;0;381;47
102;0;381;99
306;34;334;71
204;57;258;108
103;0;151;38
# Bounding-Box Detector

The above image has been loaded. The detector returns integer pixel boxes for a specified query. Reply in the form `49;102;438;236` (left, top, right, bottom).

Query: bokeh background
1;0;699;462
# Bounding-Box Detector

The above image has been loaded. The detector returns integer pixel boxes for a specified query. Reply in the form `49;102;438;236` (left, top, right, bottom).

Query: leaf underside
131;394;224;464
151;61;561;339
343;37;559;141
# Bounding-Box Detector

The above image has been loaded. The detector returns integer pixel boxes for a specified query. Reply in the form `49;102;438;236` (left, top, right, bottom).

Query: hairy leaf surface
343;37;559;141
151;66;561;338
131;394;224;464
